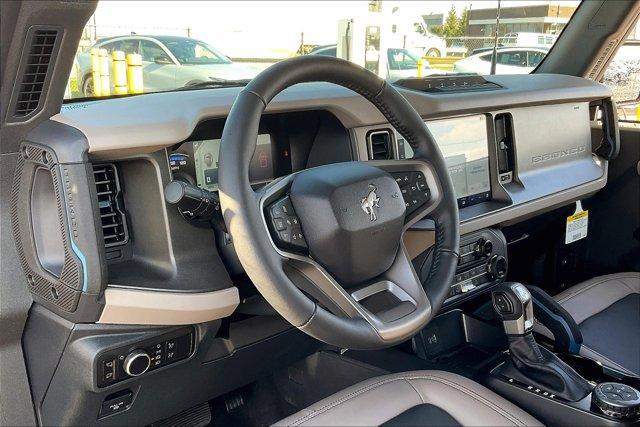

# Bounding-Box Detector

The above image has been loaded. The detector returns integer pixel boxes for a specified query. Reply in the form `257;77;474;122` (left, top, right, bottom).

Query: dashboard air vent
494;113;515;185
13;28;59;118
93;164;129;248
367;130;394;160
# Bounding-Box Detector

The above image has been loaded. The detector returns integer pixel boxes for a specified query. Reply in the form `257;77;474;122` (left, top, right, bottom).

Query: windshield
65;0;580;100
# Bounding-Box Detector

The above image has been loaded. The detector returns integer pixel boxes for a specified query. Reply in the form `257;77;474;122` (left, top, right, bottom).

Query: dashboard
42;73;612;323
15;73;616;425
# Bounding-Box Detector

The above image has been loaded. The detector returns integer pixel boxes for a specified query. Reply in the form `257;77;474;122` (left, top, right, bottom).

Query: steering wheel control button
267;195;308;252
391;171;430;216
593;383;640;419
273;218;286;231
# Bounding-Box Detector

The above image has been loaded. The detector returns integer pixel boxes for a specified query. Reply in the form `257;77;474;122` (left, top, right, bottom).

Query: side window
497;51;527;66
527;51;546;67
601;29;640;124
120;39;140;55
387;49;417;70
100;41;121;54
140;40;169;63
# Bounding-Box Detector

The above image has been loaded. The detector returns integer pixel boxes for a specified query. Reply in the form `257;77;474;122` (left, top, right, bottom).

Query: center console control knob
593;382;640;419
487;255;507;280
474;238;493;257
123;349;151;377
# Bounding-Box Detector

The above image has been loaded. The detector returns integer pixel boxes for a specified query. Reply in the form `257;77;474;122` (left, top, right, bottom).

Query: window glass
497;51;526;66
140;40;168;62
161;38;229;65
101;41;122;53
601;21;640;124
527;51;546;67
120;39;140;55
65;0;581;100
387;48;419;70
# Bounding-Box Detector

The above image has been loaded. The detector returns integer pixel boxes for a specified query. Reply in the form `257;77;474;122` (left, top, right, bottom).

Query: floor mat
208;351;388;426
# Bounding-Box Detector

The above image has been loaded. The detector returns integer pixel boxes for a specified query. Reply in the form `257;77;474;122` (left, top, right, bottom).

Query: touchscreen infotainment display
397;114;491;208
170;134;273;192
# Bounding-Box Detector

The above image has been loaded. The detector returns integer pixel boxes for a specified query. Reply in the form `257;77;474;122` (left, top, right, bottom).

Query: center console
486;283;640;426
416;228;508;308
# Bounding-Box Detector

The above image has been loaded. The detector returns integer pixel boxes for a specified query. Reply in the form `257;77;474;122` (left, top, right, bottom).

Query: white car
453;47;549;75
500;32;558;48
309;45;441;81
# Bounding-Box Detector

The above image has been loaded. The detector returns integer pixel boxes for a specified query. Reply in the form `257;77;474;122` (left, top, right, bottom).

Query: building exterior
467;4;577;37
422;13;444;32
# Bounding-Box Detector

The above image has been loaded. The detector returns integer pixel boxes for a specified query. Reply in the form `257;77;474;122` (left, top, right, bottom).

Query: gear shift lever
492;283;592;402
492;282;534;335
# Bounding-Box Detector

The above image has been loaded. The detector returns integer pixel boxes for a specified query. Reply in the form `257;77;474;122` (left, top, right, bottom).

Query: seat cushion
274;370;541;426
554;272;640;376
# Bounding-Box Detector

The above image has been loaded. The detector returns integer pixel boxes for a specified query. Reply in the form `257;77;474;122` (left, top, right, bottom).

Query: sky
89;1;580;57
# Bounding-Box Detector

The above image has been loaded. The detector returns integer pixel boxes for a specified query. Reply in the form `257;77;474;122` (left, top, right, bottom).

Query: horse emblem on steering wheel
361;184;380;222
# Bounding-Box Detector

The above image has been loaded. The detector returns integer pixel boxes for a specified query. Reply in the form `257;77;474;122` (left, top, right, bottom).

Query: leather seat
275;371;541;426
543;272;640;376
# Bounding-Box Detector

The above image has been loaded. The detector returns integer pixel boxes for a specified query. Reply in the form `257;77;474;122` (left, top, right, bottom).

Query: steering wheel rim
219;56;459;349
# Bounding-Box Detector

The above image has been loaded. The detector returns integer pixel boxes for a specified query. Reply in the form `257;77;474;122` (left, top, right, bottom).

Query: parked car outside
453;47;549;75
500;32;558;48
78;35;260;96
309;44;442;81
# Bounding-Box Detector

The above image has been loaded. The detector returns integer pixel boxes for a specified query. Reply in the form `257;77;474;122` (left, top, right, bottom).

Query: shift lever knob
492;282;534;335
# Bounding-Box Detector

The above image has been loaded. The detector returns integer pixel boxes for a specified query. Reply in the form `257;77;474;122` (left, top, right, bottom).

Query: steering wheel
219;56;459;350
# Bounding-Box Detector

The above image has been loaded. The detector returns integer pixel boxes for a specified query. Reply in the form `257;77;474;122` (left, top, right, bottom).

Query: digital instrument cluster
170;133;287;191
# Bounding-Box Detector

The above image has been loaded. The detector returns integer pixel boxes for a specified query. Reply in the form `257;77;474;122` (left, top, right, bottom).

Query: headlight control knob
593;382;640;419
123;349;151;377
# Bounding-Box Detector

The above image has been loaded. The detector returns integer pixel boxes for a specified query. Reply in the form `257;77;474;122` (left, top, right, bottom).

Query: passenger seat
547;273;639;376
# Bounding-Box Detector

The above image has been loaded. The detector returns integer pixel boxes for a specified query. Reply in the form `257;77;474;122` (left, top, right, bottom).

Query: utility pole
490;0;501;75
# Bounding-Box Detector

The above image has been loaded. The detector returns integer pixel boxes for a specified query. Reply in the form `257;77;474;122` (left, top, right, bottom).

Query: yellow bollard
99;48;110;96
126;53;144;94
636;102;639;122
90;48;102;96
417;58;425;78
112;51;128;95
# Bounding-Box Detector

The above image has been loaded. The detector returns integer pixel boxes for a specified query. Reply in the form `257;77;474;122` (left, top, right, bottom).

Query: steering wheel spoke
368;159;443;227
258;169;432;341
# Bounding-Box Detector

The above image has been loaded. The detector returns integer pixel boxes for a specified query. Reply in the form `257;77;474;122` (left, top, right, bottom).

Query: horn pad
290;163;406;285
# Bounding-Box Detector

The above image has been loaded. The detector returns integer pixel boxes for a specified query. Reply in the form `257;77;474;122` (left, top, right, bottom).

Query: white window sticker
565;201;589;244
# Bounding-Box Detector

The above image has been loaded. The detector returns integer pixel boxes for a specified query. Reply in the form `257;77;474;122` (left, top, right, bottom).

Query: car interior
1;1;639;426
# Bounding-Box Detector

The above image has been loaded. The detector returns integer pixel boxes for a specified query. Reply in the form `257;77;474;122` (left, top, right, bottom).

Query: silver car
78;35;260;96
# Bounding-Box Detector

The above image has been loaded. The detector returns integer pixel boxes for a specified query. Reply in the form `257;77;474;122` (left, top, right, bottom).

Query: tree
442;5;460;38
459;7;469;36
